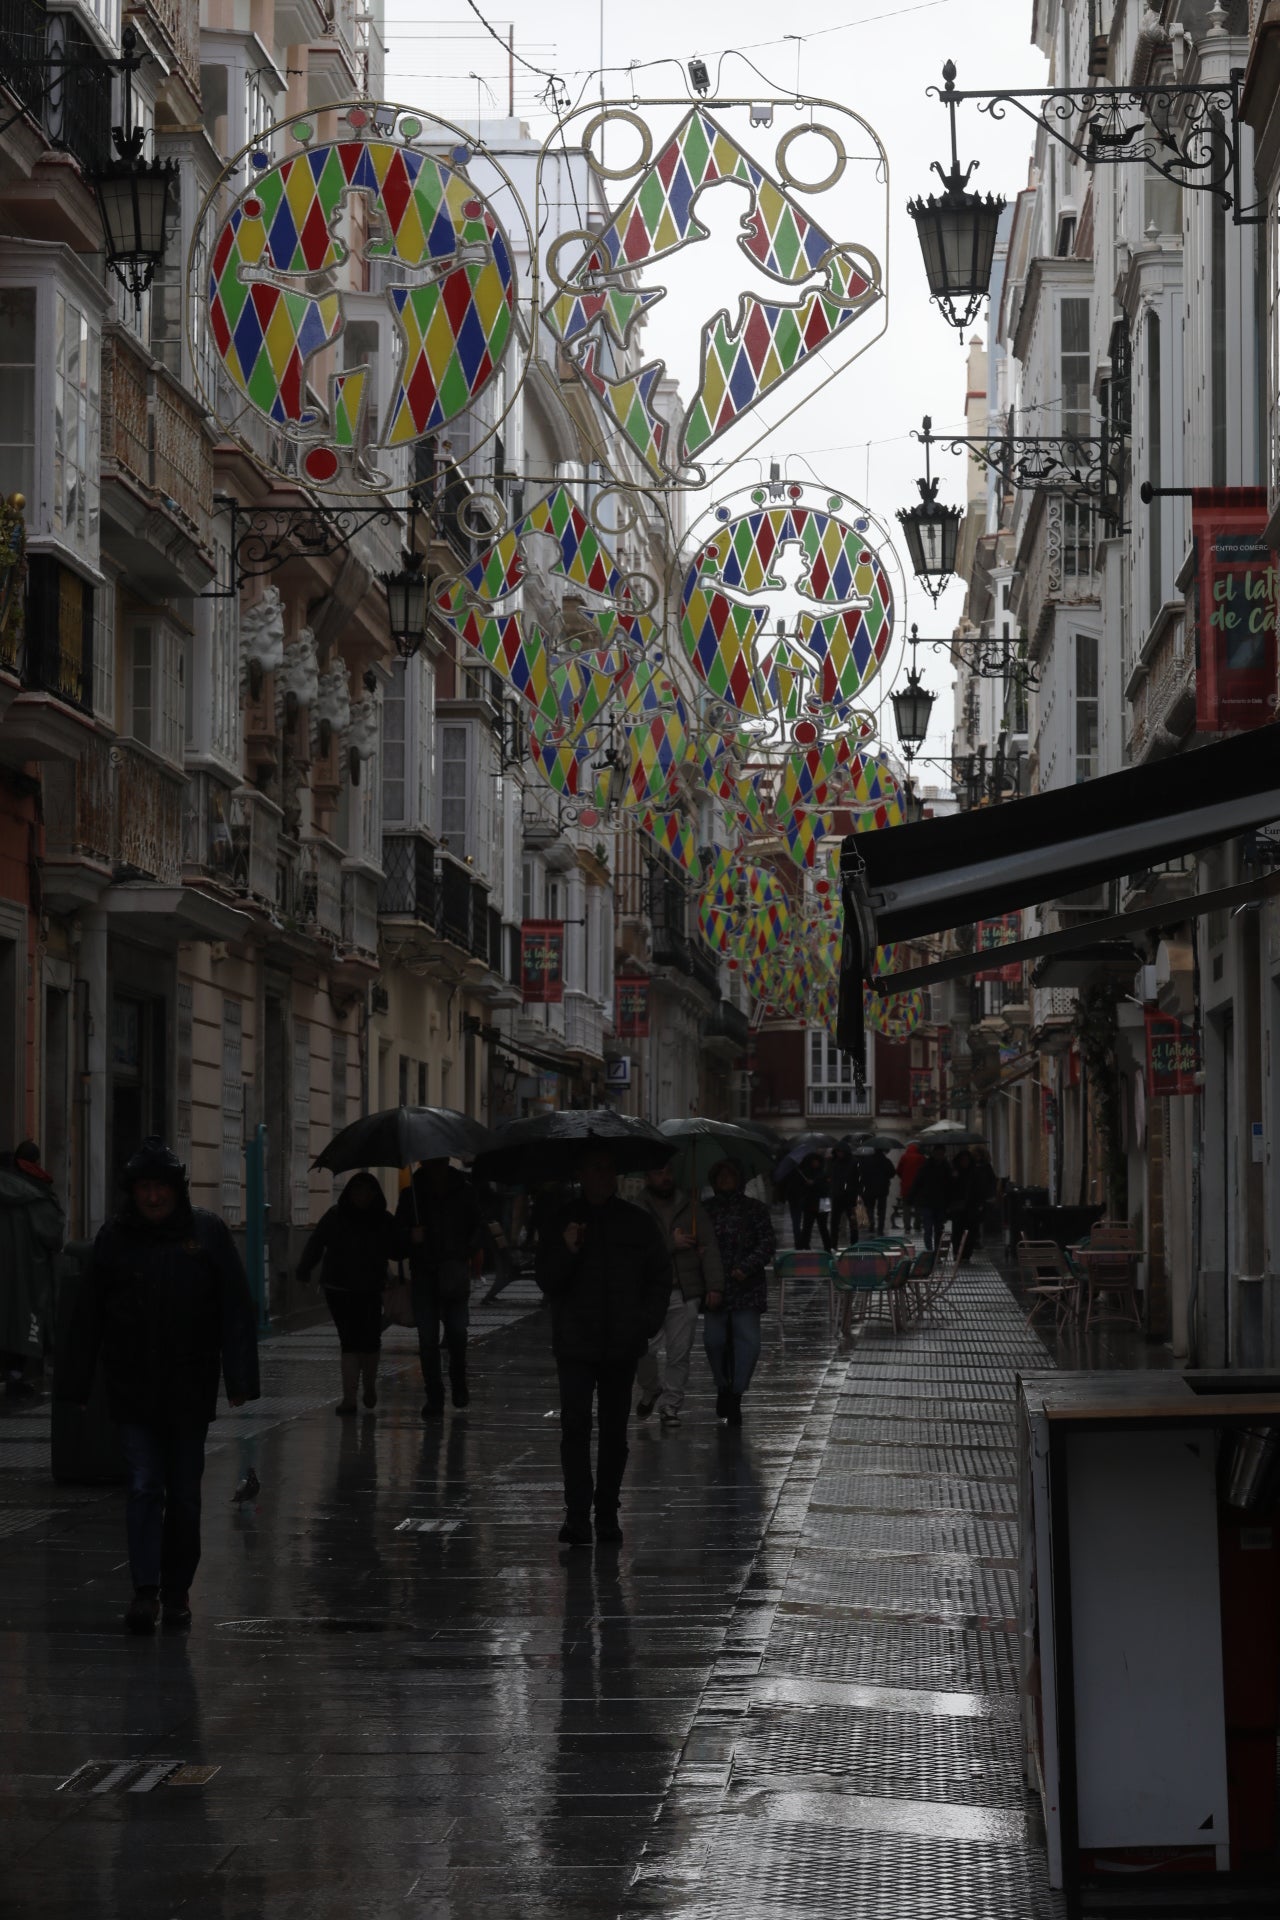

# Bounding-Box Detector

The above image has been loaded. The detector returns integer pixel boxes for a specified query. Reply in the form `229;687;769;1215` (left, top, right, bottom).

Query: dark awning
846;722;1280;944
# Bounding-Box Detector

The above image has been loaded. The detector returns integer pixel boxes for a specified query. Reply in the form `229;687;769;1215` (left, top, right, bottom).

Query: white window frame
127;616;185;766
806;1027;874;1118
381;653;435;832
1058;291;1092;442
0;247;106;574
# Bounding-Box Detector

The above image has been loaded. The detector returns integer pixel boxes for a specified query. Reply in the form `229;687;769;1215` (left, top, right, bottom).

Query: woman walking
298;1172;397;1414
703;1159;776;1427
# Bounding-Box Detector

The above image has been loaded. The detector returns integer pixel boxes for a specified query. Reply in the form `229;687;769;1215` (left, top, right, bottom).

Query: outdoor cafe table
834;1239;915;1334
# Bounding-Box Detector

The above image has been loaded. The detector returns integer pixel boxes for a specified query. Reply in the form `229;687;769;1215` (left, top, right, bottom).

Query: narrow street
0;1256;1087;1919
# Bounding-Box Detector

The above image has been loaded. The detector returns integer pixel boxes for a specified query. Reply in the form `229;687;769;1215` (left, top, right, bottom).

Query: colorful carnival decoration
677;483;896;739
195;104;532;493
773;744;907;868
536;97;887;490
434;483;663;743
527;659;691;811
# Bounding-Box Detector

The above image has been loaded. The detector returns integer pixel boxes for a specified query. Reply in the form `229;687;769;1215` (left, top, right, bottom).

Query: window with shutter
221;996;243;1224
291;1020;311;1225
439;722;470;853
382;660;407;826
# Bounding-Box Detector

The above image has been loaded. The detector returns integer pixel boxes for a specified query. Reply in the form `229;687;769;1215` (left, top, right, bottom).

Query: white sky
381;0;1049;786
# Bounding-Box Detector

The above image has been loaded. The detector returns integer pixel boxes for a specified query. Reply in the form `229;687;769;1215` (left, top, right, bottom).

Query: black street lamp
897;416;962;604
908;62;1005;332
382;550;430;659
88;28;179;308
890;626;936;767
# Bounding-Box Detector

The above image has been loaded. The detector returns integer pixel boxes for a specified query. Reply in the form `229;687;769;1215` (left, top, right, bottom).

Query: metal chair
773;1247;837;1325
1016;1238;1074;1331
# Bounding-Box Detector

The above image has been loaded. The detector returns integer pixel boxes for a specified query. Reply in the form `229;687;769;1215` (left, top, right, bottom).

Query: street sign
606;1057;631;1091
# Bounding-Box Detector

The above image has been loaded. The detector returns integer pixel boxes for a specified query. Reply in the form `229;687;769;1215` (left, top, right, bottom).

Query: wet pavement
0;1250;1153;1916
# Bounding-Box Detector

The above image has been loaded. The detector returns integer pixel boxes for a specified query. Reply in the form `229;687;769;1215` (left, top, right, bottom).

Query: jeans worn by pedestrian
412;1275;469;1410
703;1307;763;1398
556;1356;636;1524
922;1207;948;1254
634;1294;700;1415
118;1420;209;1598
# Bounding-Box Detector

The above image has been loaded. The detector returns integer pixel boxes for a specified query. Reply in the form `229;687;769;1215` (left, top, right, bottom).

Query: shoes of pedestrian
124;1591;159;1636
450;1372;470;1410
716;1389;731;1420
421;1399;444;1420
726;1394;743;1428
635;1396;657;1420
558;1516;593;1546
362;1385;377;1409
659;1407;680;1429
594;1514;623;1544
161;1591;192;1631
335;1400;358;1416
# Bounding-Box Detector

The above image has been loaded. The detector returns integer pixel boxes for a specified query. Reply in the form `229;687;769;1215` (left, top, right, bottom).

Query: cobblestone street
0;1255;1097;1918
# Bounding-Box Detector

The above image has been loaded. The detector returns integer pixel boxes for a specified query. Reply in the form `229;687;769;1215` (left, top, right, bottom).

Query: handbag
382;1273;415;1327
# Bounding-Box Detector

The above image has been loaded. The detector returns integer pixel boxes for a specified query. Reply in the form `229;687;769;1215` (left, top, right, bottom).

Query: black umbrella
314;1105;492;1174
473;1108;675;1184
852;1134;905;1155
789;1131;838;1157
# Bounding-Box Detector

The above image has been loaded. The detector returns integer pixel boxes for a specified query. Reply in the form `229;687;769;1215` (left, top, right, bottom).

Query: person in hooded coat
702;1159;776;1427
56;1139;260;1634
298;1171;398;1413
0;1139;63;1396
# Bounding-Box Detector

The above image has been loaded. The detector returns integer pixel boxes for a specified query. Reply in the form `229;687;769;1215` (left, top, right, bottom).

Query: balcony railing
43;731;114;867
227;787;281;906
703;999;750;1048
301;839;343;940
22;556;92;710
113;741;183;885
102;329;213;556
1131;610;1194;761
563;991;605;1059
126;0;198;104
0;0;112;168
380;831;438;925
807;1084;873;1119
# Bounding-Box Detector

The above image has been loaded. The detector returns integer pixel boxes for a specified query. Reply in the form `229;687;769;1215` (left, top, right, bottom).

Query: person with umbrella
702;1159;776;1426
912;1144;956;1255
859;1143;896;1236
634;1156;725;1429
534;1142;671;1545
297;1171;398;1414
396;1161;485;1416
827;1139;860;1247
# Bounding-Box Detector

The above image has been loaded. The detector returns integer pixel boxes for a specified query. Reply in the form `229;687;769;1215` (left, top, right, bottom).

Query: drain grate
830;1416;1016;1450
819;1444;1017;1481
802;1510;1018;1563
811;1472;1018;1518
216;1616;400;1635
764;1613;1021;1694
395;1518;462;1534
786;1553;1019;1626
57;1758;221;1793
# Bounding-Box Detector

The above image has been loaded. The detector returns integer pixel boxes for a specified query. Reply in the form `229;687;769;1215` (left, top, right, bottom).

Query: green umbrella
658;1118;776;1188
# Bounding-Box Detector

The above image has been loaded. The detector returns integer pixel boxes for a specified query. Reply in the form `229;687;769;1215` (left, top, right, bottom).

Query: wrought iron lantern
897;417;962;604
381;552;430;659
890;625;936;766
87;29;179;307
908;62;1005;331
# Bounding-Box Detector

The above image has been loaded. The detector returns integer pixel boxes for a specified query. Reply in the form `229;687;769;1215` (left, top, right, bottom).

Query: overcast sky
382;0;1049;787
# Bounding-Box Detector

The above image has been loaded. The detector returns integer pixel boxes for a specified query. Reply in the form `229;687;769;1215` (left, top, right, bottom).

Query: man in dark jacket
827;1141;859;1247
396;1160;484;1416
57;1139;259;1635
912;1145;955;1254
859;1146;895;1235
536;1148;670;1546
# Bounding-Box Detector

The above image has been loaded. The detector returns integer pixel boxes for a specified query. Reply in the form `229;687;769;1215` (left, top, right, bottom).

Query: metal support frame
914;416;1125;530
913;622;1040;691
933;60;1261;224
207;493;400;594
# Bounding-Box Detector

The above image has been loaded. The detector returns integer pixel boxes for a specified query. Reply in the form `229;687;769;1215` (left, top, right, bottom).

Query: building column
79;908;108;1237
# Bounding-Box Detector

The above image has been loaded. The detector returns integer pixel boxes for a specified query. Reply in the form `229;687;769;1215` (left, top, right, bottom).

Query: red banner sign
1194;489;1277;734
1145;1009;1200;1096
520;921;564;1004
615;974;650;1038
975;914;1022;984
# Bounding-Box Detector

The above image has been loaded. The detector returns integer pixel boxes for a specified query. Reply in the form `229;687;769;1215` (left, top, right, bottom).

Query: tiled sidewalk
625;1255;1068;1920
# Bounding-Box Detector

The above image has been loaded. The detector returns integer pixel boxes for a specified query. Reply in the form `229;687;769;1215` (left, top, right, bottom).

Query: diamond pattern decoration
542;109;877;481
207;132;515;455
679;502;894;729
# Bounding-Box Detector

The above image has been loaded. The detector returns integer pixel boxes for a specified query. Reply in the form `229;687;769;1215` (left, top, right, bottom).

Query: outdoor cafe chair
833;1245;913;1335
772;1247;836;1326
1073;1235;1143;1333
1016;1238;1074;1332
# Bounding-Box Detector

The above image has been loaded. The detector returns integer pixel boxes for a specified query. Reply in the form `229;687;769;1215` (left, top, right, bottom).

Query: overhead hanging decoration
192;103;533;496
534;94;888;493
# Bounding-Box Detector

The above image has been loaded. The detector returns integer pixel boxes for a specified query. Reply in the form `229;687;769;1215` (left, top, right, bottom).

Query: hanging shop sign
1145;1010;1201;1097
615;975;651;1039
520;921;564;1004
192;102;533;496
534;95;888;494
974;914;1022;984
1193;489;1277;734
